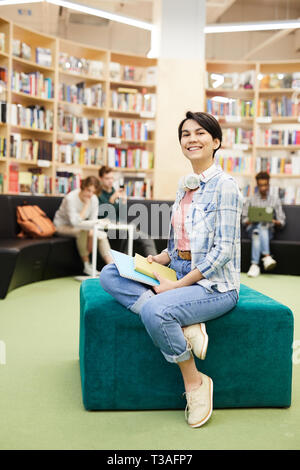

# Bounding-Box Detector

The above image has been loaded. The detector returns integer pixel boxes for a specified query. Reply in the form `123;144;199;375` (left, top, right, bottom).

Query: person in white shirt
54;176;113;276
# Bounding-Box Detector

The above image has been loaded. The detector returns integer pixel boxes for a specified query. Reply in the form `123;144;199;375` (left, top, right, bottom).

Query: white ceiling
1;0;300;59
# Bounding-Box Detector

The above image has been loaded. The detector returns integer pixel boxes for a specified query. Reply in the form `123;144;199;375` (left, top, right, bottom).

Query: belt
177;250;191;260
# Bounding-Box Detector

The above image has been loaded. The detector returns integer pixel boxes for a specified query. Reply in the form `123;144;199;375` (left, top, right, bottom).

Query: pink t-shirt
172;190;194;250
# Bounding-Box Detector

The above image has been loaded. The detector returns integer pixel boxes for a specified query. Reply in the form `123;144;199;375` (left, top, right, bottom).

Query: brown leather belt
178;250;191;260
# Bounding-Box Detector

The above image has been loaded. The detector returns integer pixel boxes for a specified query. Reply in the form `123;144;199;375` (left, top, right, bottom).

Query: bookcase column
152;0;206;199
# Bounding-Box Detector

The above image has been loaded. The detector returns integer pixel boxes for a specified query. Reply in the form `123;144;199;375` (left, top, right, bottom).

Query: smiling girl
100;111;243;428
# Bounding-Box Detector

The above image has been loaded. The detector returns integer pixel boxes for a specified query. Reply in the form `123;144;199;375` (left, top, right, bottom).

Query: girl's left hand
153;272;178;294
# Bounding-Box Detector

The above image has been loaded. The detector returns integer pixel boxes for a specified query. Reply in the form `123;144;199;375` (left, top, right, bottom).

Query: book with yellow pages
134;253;177;282
110;249;177;287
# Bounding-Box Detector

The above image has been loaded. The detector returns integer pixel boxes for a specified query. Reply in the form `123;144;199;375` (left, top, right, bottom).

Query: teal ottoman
79;279;294;410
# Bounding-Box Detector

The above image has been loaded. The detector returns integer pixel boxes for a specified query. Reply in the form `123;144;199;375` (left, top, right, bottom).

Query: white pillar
152;0;207;199
159;0;206;60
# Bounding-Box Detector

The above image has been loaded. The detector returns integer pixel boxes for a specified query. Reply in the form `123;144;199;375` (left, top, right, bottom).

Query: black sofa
0;194;171;299
241;205;300;276
0;194;299;299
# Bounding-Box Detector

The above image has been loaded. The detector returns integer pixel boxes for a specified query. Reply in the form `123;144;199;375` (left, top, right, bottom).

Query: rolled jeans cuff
161;347;192;364
130;289;155;314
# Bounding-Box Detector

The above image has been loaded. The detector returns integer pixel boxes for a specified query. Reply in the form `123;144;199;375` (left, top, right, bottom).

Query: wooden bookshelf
0;16;157;198
205;59;300;204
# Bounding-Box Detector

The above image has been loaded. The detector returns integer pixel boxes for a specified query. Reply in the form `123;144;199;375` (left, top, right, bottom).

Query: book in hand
110;250;177;287
134;253;177;282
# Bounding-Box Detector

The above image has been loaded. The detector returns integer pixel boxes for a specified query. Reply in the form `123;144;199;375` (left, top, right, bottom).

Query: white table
76;219;134;277
91;220;134;277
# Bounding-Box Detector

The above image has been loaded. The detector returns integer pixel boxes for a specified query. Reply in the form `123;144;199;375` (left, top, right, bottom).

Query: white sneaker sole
189;378;213;428
199;323;209;360
264;262;277;272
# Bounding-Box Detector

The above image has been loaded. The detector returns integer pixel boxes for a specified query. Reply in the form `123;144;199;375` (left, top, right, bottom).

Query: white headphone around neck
179;173;202;191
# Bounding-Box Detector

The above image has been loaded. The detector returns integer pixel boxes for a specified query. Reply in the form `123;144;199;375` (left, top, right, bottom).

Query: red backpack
16;205;56;239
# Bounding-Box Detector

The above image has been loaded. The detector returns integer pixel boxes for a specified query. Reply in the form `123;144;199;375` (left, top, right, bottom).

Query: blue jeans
247;223;273;265
99;253;238;364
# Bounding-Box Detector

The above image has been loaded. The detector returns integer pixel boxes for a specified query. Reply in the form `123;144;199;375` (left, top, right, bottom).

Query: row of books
0;136;6;157
55;171;81;195
0;101;7;123
259;73;300;90
11;71;53;99
107;146;154;170
8;164;52;194
222;128;254;147
108;118;151;141
57;110;105;137
0;66;7;84
257;129;300;146
0;173;3;193
257;98;300;117
255;156;300;175
206;70;255;90
206;71;300;91
10;134;52;161
123;178;152;199
10;104;54;130
240;184;251;198
269;185;300;205
215;155;253;174
59;53;104;78
13;40;52;67
206;99;255;118
59;82;106;108
110;89;156;114
109;63;157;86
56;143;104;166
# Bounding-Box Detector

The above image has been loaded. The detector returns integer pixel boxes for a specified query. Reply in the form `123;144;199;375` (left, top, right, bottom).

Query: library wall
153;58;205;200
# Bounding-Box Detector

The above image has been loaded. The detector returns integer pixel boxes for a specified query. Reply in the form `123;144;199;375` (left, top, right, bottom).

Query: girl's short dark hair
80;176;101;194
178;111;222;157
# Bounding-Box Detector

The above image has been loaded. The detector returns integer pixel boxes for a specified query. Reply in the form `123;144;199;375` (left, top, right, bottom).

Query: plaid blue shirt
165;164;244;294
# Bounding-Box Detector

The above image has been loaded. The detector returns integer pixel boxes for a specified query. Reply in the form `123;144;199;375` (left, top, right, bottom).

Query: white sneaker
263;255;277;272
83;262;99;277
183;323;208;360
184;373;213;428
247;264;260;277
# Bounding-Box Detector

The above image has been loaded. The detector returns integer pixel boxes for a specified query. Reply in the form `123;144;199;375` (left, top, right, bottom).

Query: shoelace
183;387;206;421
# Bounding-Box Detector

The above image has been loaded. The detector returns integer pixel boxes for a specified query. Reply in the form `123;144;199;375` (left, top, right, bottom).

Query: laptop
248;206;273;223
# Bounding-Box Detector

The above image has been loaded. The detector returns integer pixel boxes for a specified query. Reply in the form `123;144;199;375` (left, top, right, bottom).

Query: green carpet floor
0;273;299;450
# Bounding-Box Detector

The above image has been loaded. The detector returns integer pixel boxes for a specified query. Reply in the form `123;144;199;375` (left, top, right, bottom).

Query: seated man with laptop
242;171;286;277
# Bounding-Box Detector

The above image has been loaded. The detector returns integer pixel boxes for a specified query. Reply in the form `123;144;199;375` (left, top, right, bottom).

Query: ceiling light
205;19;300;34
46;0;154;31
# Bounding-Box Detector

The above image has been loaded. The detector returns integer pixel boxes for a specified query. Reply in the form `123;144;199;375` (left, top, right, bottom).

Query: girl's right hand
147;252;170;266
147;254;158;264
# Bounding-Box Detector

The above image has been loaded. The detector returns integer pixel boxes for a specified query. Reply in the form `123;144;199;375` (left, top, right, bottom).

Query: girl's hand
147;252;171;266
153;272;178;294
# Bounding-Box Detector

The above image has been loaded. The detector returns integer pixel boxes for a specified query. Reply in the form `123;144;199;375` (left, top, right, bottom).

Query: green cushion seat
79;279;294;410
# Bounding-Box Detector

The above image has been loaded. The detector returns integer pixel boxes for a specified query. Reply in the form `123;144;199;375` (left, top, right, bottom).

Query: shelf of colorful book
258;88;296;94
269;174;300;178
109;109;155;118
11;90;54;104
256;145;300;150
58;69;107;84
10;124;53;134
54;162;101;170
12;56;55;74
59;100;105;113
109;79;156;90
57;131;105;142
